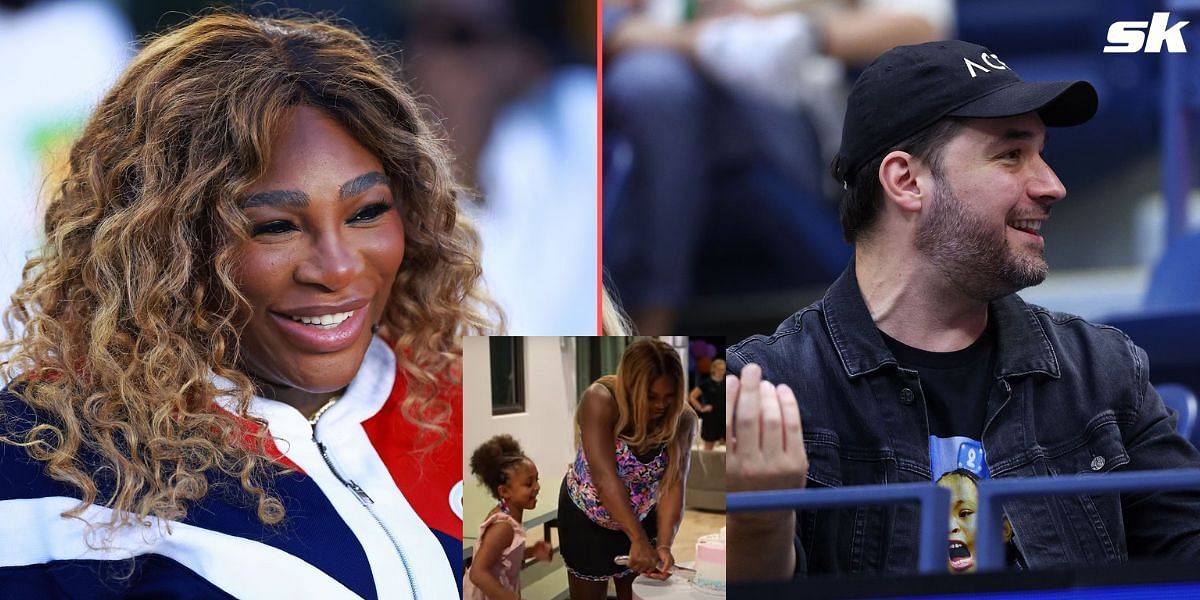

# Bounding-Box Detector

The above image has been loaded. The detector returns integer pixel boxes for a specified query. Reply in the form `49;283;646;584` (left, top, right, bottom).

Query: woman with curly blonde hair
0;11;497;599
559;339;697;600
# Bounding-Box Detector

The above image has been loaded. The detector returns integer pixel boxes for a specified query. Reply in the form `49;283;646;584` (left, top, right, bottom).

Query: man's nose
1029;155;1067;205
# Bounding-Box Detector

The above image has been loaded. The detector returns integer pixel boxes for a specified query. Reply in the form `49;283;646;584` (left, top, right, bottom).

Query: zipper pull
315;440;375;505
346;480;375;505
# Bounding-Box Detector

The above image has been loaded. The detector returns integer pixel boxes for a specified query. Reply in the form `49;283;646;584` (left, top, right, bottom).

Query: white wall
659;336;689;377
463;336;581;536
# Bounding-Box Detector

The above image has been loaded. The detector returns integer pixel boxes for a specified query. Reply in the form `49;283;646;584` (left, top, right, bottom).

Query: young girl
465;435;554;600
559;339;698;600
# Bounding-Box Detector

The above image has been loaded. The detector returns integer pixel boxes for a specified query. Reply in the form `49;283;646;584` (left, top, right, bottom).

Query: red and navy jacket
0;337;463;599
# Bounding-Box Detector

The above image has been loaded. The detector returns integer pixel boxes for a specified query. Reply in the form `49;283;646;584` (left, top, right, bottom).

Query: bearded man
726;40;1200;579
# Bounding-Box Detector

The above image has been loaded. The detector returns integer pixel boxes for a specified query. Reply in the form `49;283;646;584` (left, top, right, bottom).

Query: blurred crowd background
602;0;1200;354
0;0;597;337
5;0;1200;403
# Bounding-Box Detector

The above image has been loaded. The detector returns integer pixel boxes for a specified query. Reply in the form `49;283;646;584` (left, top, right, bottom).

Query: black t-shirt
879;326;995;440
878;325;1025;572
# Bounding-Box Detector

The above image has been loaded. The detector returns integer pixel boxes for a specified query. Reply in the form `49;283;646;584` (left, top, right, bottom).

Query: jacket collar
822;260;1060;380
989;290;1061;379
211;336;396;437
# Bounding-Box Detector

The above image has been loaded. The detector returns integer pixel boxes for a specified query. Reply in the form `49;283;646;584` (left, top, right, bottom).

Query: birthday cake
693;527;726;593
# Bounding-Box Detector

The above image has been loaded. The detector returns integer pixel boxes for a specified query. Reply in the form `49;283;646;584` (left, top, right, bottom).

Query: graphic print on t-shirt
930;435;1016;574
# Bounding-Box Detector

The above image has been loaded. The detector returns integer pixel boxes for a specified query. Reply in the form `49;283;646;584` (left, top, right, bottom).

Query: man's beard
915;175;1048;302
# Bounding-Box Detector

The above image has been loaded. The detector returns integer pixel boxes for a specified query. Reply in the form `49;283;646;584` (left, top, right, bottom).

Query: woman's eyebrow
241;189;309;208
339;171;389;199
240;172;387;208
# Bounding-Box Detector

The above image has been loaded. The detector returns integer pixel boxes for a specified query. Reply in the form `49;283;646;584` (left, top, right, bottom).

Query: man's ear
878;150;927;214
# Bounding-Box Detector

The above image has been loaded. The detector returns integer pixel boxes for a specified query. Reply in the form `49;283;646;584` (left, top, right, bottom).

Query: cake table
630;562;725;599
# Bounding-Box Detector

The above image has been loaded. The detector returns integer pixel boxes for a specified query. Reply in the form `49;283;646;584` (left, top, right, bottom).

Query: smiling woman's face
234;105;405;399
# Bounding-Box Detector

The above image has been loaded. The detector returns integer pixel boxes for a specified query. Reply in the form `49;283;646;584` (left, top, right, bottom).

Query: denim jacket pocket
801;428;894;574
1041;413;1129;563
1043;413;1130;476
804;428;843;488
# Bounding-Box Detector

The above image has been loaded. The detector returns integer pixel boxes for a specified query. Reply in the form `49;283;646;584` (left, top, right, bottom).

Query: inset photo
463;336;727;599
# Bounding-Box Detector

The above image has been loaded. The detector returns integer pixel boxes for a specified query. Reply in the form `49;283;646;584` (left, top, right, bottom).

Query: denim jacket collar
822;260;1061;380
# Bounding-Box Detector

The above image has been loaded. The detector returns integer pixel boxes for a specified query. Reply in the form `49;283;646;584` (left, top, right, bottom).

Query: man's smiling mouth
1008;219;1043;235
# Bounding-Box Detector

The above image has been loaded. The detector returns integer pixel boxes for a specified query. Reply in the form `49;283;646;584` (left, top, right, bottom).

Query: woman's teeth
289;311;353;328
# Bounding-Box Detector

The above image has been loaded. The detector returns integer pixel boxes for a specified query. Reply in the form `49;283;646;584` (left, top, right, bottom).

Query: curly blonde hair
0;11;500;531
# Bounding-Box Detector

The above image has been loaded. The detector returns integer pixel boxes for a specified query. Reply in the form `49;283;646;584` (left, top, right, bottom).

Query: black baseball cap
832;40;1098;186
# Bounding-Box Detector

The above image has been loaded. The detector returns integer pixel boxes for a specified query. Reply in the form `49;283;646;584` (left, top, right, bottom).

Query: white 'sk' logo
1105;13;1189;53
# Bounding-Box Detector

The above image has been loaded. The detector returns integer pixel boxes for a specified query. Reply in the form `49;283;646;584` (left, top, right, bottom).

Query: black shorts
557;475;658;581
699;410;725;442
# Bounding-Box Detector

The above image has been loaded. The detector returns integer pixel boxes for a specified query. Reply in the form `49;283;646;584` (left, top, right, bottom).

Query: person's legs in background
603;48;711;334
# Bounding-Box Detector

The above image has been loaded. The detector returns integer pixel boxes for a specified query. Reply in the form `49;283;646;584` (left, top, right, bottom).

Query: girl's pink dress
463;512;525;600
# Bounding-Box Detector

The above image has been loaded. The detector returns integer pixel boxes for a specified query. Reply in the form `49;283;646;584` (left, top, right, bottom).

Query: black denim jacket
728;263;1200;575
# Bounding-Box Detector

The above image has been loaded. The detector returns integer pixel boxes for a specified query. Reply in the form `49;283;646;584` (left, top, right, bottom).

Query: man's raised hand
727;363;808;492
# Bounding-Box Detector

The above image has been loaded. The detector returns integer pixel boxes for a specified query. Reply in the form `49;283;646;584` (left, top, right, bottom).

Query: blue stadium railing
729;468;1200;575
726;483;950;574
974;468;1200;571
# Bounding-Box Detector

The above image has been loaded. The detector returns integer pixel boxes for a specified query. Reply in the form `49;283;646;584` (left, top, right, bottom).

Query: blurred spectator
405;0;598;335
0;0;132;339
603;0;952;334
688;357;725;450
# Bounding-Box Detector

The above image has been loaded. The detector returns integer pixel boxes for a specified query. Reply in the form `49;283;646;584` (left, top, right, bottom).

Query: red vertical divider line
596;0;605;335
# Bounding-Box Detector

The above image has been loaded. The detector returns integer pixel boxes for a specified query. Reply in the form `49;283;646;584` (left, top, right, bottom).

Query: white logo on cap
963;53;1010;78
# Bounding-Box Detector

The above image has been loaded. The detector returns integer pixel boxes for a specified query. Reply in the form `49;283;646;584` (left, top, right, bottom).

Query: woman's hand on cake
641;545;675;580
628;537;660;573
727;363;808;493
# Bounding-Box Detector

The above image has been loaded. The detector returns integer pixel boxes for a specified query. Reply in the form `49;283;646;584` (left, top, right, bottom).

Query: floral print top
566;438;668;531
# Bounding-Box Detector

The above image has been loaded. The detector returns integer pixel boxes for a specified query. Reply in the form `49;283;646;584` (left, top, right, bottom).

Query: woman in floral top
558;339;697;600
